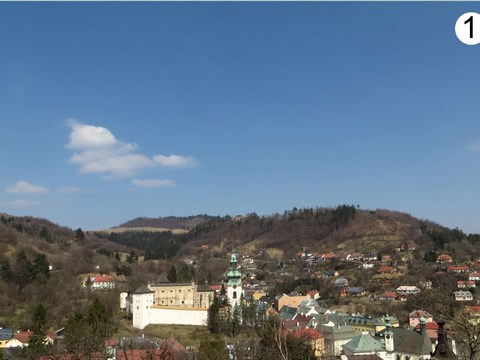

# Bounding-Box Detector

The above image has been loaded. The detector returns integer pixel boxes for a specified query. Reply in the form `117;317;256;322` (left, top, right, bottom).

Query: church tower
226;250;243;310
384;314;394;352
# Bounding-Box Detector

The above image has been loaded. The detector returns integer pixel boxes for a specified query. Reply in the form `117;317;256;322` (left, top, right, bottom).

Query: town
1;209;480;360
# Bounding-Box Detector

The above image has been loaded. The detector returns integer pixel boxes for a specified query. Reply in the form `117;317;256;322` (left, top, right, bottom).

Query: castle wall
144;306;208;327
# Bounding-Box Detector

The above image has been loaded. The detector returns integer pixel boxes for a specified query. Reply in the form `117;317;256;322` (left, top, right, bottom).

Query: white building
129;252;242;329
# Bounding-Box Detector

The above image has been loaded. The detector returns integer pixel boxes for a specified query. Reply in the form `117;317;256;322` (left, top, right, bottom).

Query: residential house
317;322;358;356
396;286;420;296
346;287;366;297
436;254;453;263
447;266;469;275
408;310;433;328
378;292;398;302
414;321;439;342
0;328;13;348
457;280;476;288
378;266;394;274
85;274;116;290
346;253;363;262
275;294;308;312
4;331;32;348
453;290;473;301
334;277;349;287
278;305;298;321
468;272;480;281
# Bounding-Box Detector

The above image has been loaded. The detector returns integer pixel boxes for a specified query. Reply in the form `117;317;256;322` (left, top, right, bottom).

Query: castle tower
384;314;394;352
226;250;243;310
132;285;154;329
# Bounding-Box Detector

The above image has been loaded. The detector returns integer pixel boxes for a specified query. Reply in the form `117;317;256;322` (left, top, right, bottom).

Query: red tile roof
92;274;114;283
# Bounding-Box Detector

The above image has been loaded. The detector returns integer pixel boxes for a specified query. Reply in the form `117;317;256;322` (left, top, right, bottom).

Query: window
233;291;237;299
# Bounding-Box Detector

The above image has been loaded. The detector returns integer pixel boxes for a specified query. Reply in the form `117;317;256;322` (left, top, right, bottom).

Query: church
123;250;243;329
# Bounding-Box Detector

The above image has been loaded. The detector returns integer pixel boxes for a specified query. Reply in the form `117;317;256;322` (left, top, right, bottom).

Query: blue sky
1;2;480;233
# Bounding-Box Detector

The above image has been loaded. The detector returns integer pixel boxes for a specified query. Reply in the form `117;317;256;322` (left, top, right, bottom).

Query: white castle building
124;250;243;329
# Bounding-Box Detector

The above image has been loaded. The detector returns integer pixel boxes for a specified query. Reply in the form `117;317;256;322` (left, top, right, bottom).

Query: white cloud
66;119;118;149
66;120;197;178
132;178;176;188
154;154;198;167
58;186;81;193
6;181;49;195
3;199;41;209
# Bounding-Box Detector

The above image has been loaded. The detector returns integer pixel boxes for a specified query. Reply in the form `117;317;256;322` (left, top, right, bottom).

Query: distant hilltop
118;215;215;231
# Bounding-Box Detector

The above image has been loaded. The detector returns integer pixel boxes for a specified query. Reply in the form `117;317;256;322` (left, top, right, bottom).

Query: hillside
118;215;214;230
0;214;135;329
113;206;480;262
2;206;479;331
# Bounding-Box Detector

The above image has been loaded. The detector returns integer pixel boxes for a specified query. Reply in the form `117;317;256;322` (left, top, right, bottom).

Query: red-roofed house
5;331;32;348
378;266;394;274
85;274;116;290
414;322;439;340
458;280;476;288
378;292;397;301
469;272;480;281
409;310;433;327
436;254;453;263
447;265;469;274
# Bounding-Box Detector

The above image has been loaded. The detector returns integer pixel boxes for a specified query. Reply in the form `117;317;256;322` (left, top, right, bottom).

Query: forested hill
118;215;214;230
114;206;480;261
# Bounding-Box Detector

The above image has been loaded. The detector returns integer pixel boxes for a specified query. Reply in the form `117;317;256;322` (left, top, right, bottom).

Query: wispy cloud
154;154;198;167
58;186;81;193
6;181;49;195
132;178;176;188
66;119;198;178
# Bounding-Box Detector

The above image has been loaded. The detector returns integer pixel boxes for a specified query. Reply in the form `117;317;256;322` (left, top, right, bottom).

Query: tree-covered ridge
93;230;191;260
118;214;214;230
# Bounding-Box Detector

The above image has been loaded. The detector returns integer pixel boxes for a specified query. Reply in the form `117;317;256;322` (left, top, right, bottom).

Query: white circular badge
455;12;480;45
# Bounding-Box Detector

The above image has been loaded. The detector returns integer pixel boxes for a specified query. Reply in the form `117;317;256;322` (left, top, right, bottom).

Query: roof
92;274;113;283
0;328;13;341
12;331;33;344
153;272;170;284
409;310;433;319
379;328;432;356
294;327;322;340
343;333;384;354
133;285;154;295
318;324;358;341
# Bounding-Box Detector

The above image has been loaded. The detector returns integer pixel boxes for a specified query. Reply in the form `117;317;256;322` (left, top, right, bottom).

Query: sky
1;2;480;233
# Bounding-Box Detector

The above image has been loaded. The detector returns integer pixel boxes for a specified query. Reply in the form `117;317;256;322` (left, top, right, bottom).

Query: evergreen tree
75;228;85;240
126;250;137;263
197;337;229;360
167;264;177;282
208;294;221;334
230;304;241;337
26;304;48;359
0;259;12;281
32;253;50;284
